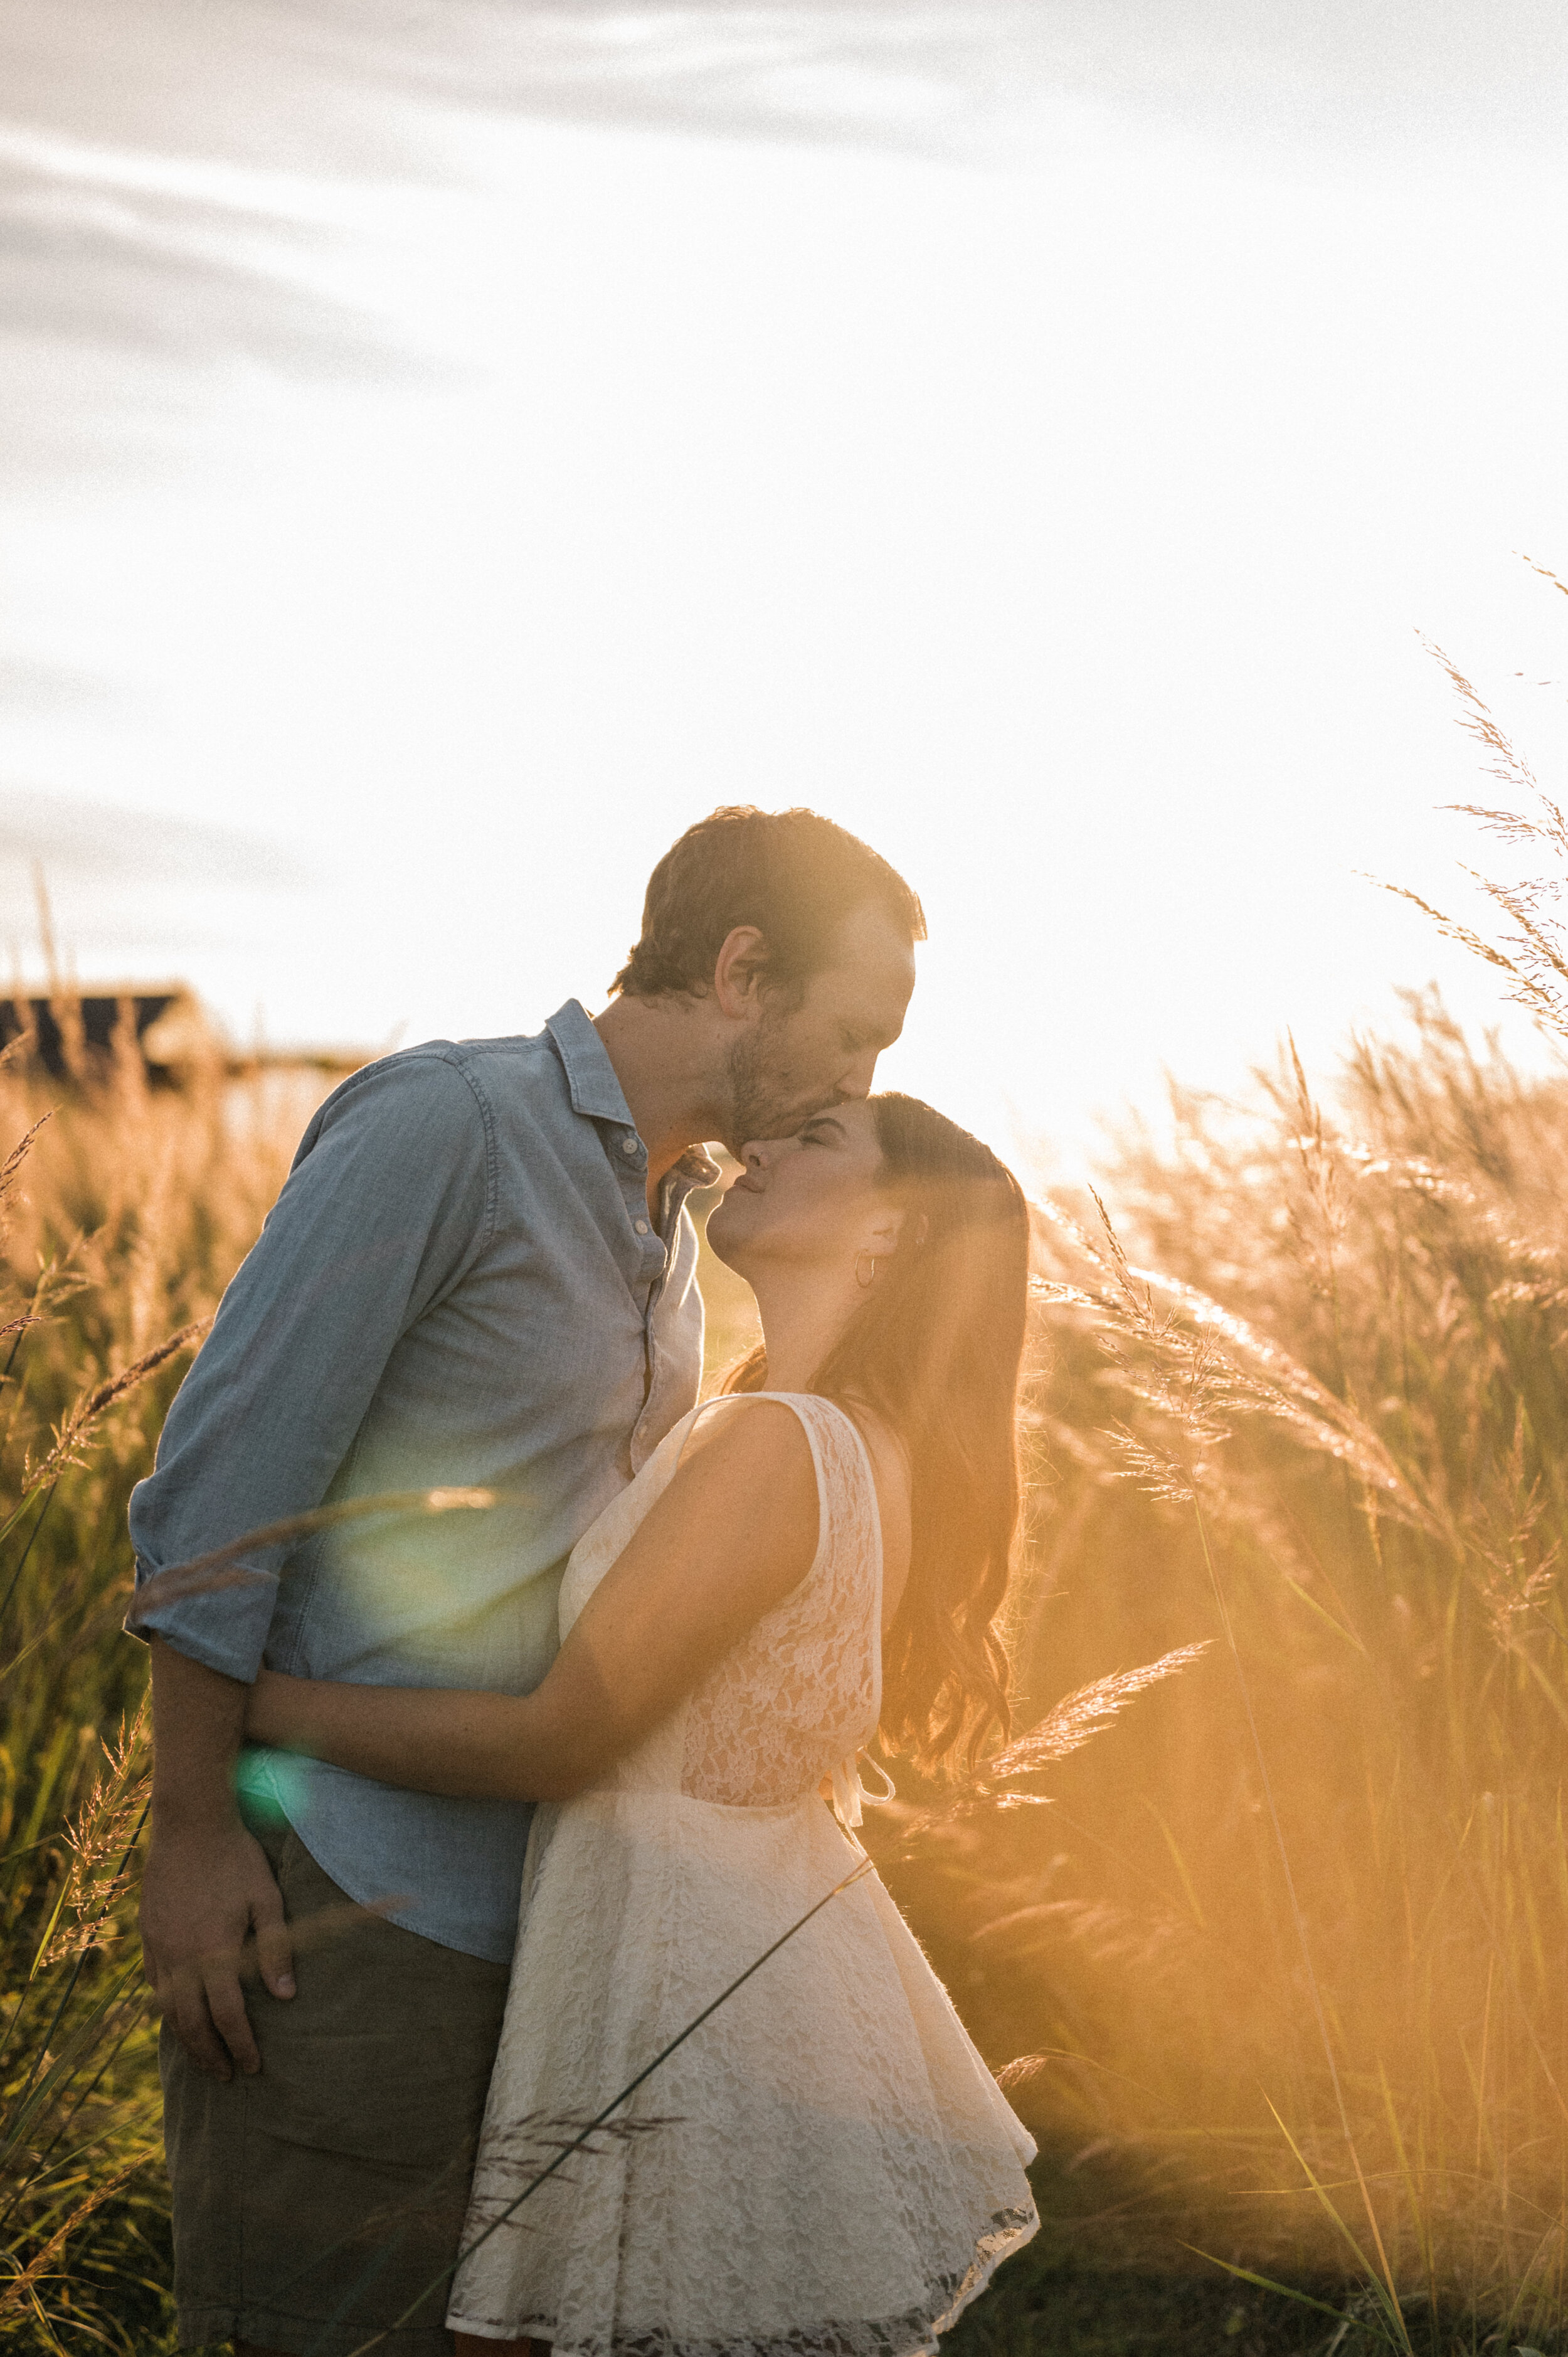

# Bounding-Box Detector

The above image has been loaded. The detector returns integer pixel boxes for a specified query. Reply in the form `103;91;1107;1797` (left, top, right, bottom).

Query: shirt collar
543;1000;721;1190
545;1000;638;1124
669;1142;723;1193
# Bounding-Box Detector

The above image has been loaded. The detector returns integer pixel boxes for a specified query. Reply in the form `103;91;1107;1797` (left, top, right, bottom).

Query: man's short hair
612;807;926;1003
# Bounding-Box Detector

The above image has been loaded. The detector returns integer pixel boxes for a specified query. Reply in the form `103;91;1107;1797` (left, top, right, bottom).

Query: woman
246;1092;1041;2357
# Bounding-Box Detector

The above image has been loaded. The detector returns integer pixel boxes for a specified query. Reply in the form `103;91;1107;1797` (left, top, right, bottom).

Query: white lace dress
447;1391;1038;2357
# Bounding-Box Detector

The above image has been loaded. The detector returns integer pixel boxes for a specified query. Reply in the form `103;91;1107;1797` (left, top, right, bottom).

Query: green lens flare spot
233;1744;314;1828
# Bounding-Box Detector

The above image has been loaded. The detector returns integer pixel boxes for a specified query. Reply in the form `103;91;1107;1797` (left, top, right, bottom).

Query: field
0;1038;305;2347
908;988;1568;2356
3;720;1567;2349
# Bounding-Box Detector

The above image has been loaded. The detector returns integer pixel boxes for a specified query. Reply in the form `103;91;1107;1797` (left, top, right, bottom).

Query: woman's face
706;1100;896;1282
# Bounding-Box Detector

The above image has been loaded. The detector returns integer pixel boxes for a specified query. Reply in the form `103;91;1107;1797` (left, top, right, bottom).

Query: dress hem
445;2200;1041;2356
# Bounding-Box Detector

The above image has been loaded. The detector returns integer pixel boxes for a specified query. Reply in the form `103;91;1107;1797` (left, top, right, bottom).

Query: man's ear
712;925;771;1018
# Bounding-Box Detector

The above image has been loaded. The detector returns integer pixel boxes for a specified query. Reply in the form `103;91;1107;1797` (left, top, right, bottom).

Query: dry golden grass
4;636;1568;2350
936;1006;1568;2344
9;1011;1567;2349
687;996;1568;2350
867;656;1568;2341
0;1024;312;2348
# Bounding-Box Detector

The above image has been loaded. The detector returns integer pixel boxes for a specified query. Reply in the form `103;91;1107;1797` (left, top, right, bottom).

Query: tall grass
3;639;1566;2349
0;1019;305;2348
872;650;1568;2347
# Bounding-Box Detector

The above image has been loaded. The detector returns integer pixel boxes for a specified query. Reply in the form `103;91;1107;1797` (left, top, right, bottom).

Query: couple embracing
131;806;1041;2357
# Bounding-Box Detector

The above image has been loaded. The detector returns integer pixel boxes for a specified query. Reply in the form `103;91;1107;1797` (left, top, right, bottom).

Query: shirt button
635;1219;649;1235
622;1136;639;1156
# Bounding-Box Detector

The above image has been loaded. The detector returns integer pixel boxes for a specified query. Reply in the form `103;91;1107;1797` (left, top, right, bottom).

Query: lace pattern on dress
679;1394;882;1811
448;1389;1041;2357
455;2201;1039;2357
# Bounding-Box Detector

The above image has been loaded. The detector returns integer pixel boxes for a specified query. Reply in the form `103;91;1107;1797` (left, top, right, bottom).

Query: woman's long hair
725;1093;1030;1776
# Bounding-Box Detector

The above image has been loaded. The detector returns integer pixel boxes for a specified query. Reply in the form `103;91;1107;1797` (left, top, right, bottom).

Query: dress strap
779;1394;899;1836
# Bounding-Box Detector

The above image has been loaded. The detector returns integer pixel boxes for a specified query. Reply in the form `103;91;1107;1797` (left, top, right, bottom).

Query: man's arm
139;1639;296;2078
129;1051;493;1678
132;1050;493;2072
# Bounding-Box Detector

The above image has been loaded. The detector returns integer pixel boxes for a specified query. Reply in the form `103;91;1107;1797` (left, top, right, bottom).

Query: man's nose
839;1050;879;1099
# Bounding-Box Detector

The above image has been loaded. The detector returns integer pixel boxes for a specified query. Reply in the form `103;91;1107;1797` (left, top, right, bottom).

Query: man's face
722;901;917;1155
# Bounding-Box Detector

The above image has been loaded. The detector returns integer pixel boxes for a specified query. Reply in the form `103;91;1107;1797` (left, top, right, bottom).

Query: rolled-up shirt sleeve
128;1050;494;1683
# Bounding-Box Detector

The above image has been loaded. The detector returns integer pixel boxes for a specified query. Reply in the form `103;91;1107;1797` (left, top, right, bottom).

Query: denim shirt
129;1002;716;1961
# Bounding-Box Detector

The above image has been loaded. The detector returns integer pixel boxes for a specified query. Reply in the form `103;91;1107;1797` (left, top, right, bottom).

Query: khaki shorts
161;1821;511;2356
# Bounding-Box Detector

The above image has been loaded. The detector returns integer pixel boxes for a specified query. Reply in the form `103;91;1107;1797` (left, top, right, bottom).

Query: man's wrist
149;1780;246;1838
146;1637;258;1840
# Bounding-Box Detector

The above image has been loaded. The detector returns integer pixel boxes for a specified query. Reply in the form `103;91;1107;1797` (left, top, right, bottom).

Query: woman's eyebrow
803;1115;848;1140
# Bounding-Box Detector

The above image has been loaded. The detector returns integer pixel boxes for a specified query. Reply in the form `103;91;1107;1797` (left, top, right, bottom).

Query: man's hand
140;1815;295;2078
141;1636;297;2079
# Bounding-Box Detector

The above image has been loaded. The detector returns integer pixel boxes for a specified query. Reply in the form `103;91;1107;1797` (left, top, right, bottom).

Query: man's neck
591;995;723;1189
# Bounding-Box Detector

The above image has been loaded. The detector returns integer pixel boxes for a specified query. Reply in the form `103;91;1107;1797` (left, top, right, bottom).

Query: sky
3;1;1568;1170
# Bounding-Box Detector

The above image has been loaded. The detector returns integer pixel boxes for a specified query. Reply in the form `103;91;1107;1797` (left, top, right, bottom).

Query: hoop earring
854;1252;877;1290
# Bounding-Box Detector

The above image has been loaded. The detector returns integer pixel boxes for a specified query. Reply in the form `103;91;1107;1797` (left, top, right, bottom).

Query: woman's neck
749;1267;859;1393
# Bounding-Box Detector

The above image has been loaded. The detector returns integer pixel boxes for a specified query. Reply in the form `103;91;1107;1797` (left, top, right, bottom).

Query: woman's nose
739;1142;767;1171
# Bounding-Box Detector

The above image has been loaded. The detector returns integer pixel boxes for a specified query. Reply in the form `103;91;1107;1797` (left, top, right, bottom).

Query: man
132;804;923;2357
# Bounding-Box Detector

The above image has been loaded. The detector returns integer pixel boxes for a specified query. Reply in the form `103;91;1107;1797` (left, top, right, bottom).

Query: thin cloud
0;661;115;718
0;790;312;891
5;0;1564;433
230;0;1568;157
0;131;427;380
14;2;1568;181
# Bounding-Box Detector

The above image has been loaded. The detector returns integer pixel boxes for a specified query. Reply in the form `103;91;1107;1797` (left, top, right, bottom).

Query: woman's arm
246;1400;820;1802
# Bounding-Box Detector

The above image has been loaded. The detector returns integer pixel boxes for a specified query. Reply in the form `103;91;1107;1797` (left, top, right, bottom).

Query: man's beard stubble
722;1013;840;1158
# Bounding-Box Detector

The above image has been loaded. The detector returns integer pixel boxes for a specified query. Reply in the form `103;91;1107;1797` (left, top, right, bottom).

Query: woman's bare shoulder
666;1396;820;1536
676;1392;818;1471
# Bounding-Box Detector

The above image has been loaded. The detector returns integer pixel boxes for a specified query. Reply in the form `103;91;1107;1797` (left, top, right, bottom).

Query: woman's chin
704;1203;752;1277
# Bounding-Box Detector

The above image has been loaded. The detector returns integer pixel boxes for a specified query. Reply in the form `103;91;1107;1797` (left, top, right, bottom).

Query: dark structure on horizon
0;984;366;1087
